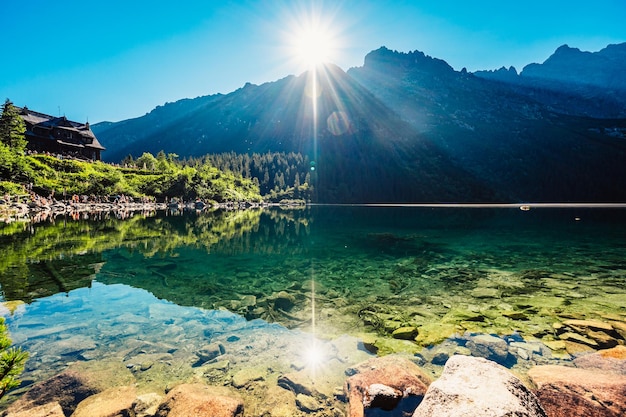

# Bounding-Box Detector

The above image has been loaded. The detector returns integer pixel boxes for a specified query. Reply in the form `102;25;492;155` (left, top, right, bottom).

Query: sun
293;27;333;68
281;4;343;72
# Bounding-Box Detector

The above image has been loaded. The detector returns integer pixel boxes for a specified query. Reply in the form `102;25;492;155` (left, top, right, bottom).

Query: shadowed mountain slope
95;45;626;203
96;64;494;203
347;47;626;202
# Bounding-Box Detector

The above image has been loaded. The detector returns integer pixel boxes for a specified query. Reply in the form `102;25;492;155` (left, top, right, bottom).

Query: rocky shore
0;195;298;224
3;346;625;417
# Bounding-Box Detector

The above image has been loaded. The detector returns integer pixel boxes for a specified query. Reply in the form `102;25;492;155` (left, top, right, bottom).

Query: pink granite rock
528;364;626;417
344;355;431;417
3;402;65;417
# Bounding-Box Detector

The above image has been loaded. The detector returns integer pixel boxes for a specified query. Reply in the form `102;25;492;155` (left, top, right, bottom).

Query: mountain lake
1;204;625;413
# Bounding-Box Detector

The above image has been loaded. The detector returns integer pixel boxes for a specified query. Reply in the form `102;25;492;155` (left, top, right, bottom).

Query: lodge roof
19;107;106;151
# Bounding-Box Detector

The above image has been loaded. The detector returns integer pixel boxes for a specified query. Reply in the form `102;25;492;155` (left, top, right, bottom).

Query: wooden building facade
19;107;105;161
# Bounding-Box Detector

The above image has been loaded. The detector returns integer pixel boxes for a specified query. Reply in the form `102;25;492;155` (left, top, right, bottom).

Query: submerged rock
231;366;267;388
194;343;225;366
415;323;458;346
296;393;323;412
4;361;135;416
442;308;486;323
71;386;137;417
272;291;296;311
132;393;164;417
154;383;243;417
256;385;298;417
413;355;546;417
553;318;623;349
392;326;418;340
464;334;511;365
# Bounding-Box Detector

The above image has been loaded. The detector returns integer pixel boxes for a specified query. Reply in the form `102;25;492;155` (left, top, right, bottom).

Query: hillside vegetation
0;100;319;204
0;147;262;203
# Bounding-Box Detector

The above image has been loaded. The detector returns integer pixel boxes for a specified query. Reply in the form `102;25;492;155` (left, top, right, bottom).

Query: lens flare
304;341;325;368
327;111;351;135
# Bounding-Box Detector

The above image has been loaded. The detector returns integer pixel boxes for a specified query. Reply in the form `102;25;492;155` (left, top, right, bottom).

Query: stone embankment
4;347;625;417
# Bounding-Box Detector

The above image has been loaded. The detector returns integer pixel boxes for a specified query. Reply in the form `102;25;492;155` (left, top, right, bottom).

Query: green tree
0;99;27;153
136;152;158;171
0;318;28;399
156;150;170;172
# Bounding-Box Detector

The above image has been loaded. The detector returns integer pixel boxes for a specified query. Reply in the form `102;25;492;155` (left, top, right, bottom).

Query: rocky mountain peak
362;46;454;75
553;44;581;55
521;42;626;90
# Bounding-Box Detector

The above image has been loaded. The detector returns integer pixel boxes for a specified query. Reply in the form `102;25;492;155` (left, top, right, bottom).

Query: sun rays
279;2;347;74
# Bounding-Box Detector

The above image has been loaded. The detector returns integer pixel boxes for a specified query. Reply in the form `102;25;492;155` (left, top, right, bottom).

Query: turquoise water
1;206;625;411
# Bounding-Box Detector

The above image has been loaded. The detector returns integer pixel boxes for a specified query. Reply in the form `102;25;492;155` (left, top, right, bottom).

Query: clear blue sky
2;0;625;123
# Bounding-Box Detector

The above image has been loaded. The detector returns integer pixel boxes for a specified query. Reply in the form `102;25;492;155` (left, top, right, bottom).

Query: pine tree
0;318;28;399
121;154;135;167
0;99;27;153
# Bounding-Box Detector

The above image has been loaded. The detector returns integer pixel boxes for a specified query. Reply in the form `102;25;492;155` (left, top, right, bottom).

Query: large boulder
154;383;243;417
528;364;626;417
344;355;432;417
413;355;546;417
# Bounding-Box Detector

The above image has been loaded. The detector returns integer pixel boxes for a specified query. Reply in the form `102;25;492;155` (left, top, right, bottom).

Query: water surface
1;205;625;410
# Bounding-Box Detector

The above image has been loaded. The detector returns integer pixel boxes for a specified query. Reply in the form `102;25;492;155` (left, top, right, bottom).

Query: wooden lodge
18;107;105;161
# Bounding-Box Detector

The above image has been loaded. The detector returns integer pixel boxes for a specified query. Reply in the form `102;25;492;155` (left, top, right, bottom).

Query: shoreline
4;198;626;224
0;197;306;224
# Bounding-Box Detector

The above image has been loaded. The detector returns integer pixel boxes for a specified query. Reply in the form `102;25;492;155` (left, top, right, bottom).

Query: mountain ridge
474;42;626;118
94;42;626;203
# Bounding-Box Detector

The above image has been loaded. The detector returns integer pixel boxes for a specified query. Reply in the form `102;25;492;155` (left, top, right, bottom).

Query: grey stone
413;355;547;417
364;383;402;410
465;334;510;364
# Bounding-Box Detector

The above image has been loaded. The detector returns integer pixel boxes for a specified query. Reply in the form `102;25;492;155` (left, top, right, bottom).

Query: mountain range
94;43;626;203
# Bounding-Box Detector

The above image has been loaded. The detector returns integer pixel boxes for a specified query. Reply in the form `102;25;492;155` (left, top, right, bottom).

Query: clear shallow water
1;206;626;410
